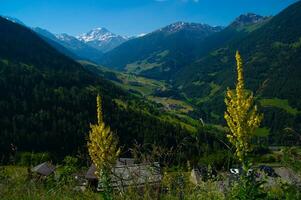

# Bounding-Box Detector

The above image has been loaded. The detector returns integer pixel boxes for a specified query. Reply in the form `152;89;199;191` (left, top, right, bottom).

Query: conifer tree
224;51;263;170
87;95;120;199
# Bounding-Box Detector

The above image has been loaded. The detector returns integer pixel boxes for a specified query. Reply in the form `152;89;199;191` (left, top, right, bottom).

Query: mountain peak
77;27;128;52
77;27;125;42
158;21;223;34
231;13;268;27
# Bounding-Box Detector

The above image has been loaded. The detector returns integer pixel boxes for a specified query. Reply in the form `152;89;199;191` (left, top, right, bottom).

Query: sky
0;0;298;37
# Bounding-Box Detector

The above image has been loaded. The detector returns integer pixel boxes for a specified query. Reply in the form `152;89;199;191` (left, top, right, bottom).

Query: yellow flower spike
87;95;120;178
224;51;263;169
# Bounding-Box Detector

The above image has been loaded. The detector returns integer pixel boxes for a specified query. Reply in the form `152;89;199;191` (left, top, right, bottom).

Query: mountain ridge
99;21;224;80
77;27;128;52
33;27;103;63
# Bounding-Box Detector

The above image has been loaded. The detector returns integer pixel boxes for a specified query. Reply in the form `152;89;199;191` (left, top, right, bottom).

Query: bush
58;156;79;184
281;147;301;173
227;176;267;200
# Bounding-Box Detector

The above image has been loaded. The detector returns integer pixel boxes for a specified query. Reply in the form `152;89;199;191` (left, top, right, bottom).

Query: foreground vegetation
1;148;300;200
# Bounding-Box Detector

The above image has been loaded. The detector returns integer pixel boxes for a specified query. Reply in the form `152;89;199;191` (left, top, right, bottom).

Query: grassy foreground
1;164;301;200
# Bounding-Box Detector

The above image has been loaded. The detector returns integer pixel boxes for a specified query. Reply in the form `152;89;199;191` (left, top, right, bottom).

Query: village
26;156;301;194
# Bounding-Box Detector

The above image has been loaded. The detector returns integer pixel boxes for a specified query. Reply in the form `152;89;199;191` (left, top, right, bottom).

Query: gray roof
85;164;97;180
117;158;135;166
85;158;136;180
111;162;161;187
85;160;162;188
32;162;55;176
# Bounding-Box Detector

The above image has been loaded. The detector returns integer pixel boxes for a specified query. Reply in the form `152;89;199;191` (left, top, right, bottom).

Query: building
85;158;162;191
31;162;56;177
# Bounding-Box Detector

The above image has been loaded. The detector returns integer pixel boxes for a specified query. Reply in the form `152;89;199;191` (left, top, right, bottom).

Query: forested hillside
173;1;301;144
0;17;194;162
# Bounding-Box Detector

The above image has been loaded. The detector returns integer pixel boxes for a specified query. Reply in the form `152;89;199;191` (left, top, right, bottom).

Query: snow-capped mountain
33;27;103;62
157;21;223;35
77;28;128;52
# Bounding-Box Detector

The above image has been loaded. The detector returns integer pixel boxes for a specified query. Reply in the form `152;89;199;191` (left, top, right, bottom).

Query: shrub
227;175;267;200
58;156;79;184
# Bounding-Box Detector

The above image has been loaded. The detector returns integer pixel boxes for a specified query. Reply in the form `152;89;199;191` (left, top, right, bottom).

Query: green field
149;96;193;114
126;59;161;74
197;82;221;104
260;98;299;115
114;73;167;96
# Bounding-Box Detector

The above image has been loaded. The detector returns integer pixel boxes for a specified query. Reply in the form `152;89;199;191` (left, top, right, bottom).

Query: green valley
1;1;301;199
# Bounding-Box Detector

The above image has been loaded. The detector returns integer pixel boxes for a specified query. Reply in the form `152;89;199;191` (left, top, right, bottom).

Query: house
110;162;161;189
85;158;162;191
31;162;55;177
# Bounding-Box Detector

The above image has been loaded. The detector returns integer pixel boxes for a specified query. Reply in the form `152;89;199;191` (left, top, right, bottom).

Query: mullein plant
224;51;263;172
87;95;120;200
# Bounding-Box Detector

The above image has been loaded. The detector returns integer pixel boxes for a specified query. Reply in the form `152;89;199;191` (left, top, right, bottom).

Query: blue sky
0;0;297;36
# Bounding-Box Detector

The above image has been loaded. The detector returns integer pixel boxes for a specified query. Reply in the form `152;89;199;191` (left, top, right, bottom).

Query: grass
125;50;171;74
0;59;9;65
260;98;299;115
197;82;221;104
0;166;102;200
160;114;198;133
113;99;128;109
88;64;168;97
77;60;98;67
126;60;162;74
149;96;193;114
148;96;197;132
291;37;301;49
2;164;300;200
157;50;169;58
114;73;167;96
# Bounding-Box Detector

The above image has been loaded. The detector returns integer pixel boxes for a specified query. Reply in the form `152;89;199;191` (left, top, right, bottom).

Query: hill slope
0;17;192;161
174;1;301;140
99;22;222;80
